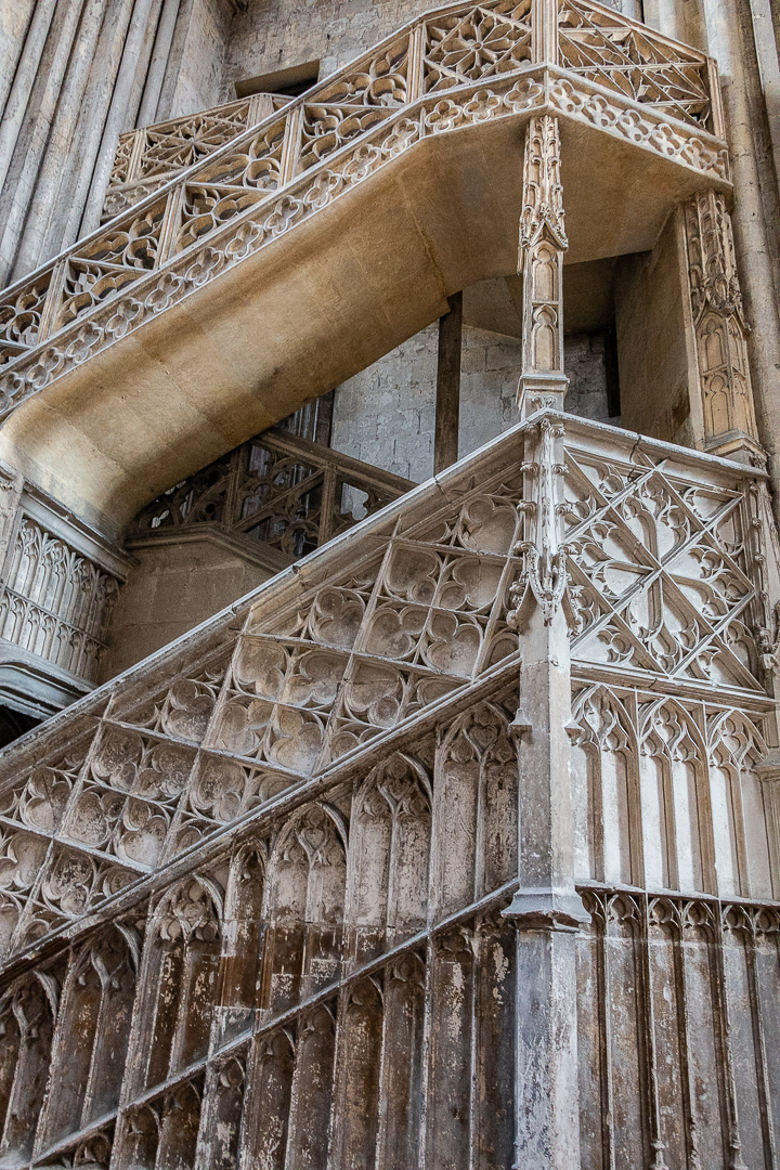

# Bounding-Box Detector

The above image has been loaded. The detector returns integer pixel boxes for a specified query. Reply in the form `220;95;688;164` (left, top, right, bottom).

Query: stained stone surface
0;2;777;1167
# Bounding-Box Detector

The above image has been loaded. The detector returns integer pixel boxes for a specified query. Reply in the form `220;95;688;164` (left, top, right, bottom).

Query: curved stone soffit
0;415;770;976
0;0;728;419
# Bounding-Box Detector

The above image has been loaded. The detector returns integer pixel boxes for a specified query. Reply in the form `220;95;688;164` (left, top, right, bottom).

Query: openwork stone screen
0;516;119;684
130;427;414;562
0;414;775;1169
104;94;293;220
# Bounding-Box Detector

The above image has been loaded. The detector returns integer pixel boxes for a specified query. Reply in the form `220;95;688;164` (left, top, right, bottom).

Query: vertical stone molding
0;461;23;572
517;115;569;418
683;190;764;463
754;750;780;903
505;413;587;1170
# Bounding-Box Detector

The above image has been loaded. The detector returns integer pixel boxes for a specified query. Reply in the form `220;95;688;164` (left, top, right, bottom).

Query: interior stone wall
222;0;644;93
615;215;696;447
0;0;189;284
330;323;613;482
155;0;233;120
101;536;273;680
224;0;441;94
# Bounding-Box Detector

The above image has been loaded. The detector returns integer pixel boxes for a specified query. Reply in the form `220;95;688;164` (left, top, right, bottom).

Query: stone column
682;190;764;463
504;412;588;1170
697;0;780;513
434;291;462;474
516;115;569;419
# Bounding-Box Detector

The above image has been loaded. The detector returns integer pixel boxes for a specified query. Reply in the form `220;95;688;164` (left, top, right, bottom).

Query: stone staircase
0;410;777;1168
0;0;728;536
0;3;776;1166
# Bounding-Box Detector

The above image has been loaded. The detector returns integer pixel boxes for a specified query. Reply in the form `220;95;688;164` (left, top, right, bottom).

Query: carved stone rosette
683;190;762;463
517;114;569;417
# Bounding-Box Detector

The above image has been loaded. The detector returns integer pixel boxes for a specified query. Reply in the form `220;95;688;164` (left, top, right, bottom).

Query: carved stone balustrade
0;411;775;1169
0;0;731;539
129;426;414;562
102;93;295;222
0;467;127;720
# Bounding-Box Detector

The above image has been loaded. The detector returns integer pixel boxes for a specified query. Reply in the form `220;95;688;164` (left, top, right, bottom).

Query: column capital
503;886;591;931
516;371;569;418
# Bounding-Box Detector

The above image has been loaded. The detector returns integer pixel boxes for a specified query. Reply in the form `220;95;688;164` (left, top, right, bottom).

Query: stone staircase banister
129;426;416;556
103;92;295;222
101;0;722;220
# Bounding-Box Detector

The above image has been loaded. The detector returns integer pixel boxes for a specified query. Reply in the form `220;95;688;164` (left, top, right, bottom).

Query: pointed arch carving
115;1103;159;1170
570;685;641;886
284;1003;337;1170
0;972;57;1164
260;805;347;1013
133;875;223;1094
200;1052;248;1170
377;951;426;1167
239;1028;295;1170
331;975;385;1169
639;699;715;894
156;1077;203;1169
40;923;138;1147
706;709;772;899
216;842;266;1045
347;752;431;961
434;699;518;913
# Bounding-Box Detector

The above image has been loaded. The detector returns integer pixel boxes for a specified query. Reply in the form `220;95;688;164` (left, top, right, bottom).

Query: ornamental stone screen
0;1;777;1168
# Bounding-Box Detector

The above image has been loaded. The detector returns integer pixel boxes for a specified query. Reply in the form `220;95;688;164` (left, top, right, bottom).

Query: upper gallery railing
129;426;415;560
102;93;294;221
0;0;726;418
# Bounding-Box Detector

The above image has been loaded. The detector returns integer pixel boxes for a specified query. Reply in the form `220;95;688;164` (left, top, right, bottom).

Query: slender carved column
683;191;764;463
434;291;462;474
516;115;569;419
504;413;587;1170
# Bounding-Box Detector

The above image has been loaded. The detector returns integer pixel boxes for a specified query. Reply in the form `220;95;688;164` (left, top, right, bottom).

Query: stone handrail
102;92;294;221
0;0;725;423
129;426;415;558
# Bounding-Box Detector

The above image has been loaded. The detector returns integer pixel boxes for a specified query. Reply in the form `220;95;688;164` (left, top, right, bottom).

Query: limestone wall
615;214;697;447
100;535;274;680
224;0;436;92
1;0;175;285
330;324;613;483
223;0;643;91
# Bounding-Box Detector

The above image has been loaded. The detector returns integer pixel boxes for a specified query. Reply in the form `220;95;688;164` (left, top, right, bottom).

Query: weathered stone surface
0;2;777;1167
0;413;775;1168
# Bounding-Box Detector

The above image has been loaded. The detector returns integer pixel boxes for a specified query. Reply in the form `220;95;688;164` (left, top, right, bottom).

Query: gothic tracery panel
557;0;712;128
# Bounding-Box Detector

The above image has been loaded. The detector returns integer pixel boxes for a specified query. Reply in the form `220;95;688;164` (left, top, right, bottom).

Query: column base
516;373;569;420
